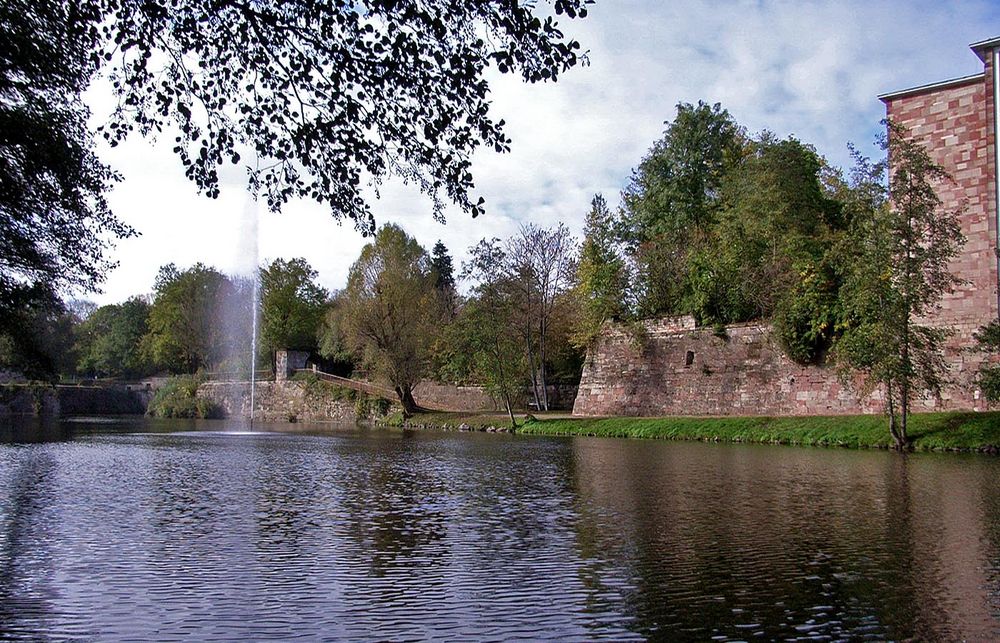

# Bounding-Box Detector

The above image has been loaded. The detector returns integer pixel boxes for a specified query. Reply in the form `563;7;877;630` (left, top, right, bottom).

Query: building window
685;350;695;367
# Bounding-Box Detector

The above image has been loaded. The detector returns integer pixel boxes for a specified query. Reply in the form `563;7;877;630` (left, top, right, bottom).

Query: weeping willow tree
340;225;440;416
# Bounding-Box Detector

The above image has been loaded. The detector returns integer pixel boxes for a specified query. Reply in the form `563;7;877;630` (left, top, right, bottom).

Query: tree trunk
539;363;549;412
899;391;909;450
525;335;541;411
886;380;904;449
538;318;549;411
503;392;517;430
395;385;418;417
493;335;518;430
900;314;910;450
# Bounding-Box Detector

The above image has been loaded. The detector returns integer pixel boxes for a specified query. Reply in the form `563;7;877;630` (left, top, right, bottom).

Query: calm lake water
1;417;1000;640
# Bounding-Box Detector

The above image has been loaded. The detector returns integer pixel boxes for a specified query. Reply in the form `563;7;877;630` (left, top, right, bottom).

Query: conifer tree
572;194;628;348
430;240;459;317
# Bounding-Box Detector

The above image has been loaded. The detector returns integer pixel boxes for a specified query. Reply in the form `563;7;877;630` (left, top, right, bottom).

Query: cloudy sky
84;0;1000;305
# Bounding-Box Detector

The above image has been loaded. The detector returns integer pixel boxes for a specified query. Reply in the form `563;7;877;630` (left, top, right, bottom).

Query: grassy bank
379;410;521;431
517;412;1000;452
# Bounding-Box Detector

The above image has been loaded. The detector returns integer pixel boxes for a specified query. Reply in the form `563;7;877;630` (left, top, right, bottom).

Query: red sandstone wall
572;320;990;417
884;72;998;343
413;381;579;411
413;382;498;411
576;47;1000;419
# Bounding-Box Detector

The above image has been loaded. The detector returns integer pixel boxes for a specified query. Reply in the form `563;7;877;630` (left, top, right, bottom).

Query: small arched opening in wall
685;350;695;367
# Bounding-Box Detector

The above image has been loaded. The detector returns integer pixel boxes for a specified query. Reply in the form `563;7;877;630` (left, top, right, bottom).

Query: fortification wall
57;385;152;415
573;319;990;417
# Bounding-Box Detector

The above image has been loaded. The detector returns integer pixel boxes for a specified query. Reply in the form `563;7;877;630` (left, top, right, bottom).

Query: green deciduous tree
0;287;79;380
316;292;358;377
75;296;151;378
143;263;229;373
621;101;745;317
340;224;439;415
622;101;745;241
974;319;1000;404
457;239;526;427
835;123;965;449
259;257;329;358
1;0;133;321
708;135;845;360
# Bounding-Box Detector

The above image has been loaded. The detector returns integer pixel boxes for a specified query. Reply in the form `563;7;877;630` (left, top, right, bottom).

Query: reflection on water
570;439;1000;640
0;417;999;640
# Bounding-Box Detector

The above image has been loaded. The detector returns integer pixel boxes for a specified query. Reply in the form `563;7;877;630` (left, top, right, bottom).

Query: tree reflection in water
568;439;1000;640
0;419;999;639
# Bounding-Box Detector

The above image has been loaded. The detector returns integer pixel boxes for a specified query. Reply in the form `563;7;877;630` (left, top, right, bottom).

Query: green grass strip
516;412;1000;452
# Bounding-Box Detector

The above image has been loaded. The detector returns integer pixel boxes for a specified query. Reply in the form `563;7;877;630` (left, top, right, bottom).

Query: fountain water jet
231;192;260;426
249;260;259;427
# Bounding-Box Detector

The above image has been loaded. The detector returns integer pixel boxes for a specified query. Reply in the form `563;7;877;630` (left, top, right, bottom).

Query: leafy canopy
75;297;151;378
622;100;745;243
340;224;439;413
975;320;1000;404
1;0;133;317
1;0;591;374
97;0;593;231
143;263;229;373
259;258;329;356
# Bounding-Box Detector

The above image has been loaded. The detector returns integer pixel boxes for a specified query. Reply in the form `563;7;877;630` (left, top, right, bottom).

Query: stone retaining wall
413;382;497;411
57;385;152;415
0;384;152;417
413;381;579;411
198;381;394;423
573;319;990;417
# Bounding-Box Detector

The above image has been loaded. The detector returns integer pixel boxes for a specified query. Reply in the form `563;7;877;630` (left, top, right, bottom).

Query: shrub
147;375;223;419
354;394;392;419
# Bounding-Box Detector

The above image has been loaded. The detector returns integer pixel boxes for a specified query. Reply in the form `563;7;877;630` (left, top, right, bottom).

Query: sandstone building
880;36;1000;341
573;37;1000;417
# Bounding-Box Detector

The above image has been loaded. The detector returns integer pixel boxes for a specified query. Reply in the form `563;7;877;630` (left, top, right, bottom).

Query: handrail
294;369;396;398
292;369;460;411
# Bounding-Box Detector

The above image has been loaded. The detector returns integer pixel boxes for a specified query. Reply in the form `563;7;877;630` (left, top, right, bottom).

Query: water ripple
1;419;999;640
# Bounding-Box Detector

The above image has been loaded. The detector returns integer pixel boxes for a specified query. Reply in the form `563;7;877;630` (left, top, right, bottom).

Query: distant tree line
0;224;584;422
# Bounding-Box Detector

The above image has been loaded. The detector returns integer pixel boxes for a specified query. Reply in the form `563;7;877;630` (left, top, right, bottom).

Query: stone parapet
197;380;396;423
573;321;990;417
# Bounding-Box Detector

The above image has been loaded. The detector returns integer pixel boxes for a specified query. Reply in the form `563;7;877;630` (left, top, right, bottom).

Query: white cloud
84;0;1000;304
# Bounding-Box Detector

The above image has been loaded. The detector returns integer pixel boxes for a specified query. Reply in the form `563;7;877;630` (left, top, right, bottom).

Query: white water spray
236;193;260;427
249;266;259;427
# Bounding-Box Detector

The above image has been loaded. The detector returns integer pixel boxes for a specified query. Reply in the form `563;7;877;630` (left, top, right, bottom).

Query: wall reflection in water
569;438;1000;640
